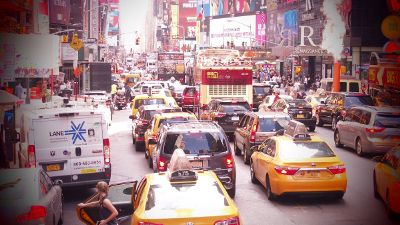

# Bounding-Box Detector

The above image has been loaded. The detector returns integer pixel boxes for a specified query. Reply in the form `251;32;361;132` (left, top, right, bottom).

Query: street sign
84;38;97;44
70;34;83;51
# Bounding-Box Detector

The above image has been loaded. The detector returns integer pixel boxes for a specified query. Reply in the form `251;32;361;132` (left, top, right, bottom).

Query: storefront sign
293;46;329;56
90;0;99;39
368;67;379;85
301;12;314;21
383;68;400;88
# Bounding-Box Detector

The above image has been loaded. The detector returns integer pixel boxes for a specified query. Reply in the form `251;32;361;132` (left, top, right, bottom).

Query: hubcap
335;132;339;144
357;140;362;153
332;118;336;129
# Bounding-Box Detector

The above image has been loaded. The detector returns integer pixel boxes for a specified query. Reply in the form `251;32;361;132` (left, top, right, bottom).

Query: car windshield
279;141;336;160
254;86;271;95
374;114;400;128
344;96;374;107
258;117;290;132
221;102;250;110
221;105;248;113
145;179;228;213
164;132;228;154
287;99;309;107
135;98;165;109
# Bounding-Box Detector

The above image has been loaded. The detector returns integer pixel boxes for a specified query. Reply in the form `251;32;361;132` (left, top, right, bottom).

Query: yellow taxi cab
130;94;170;118
77;149;241;225
123;73;141;87
250;120;347;200
373;146;400;217
144;112;198;167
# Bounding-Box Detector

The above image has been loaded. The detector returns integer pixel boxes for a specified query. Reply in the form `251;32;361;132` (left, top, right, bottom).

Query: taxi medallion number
47;164;61;171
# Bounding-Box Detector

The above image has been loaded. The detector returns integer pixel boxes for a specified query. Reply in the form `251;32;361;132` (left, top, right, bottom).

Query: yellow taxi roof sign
284;120;311;140
168;149;197;182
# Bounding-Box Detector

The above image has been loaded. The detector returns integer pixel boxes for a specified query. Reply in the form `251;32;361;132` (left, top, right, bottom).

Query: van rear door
33;113;106;185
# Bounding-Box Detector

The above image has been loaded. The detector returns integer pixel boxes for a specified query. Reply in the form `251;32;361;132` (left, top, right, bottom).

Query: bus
193;49;253;109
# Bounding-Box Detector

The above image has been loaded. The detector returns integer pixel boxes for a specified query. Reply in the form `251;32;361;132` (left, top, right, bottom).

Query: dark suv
253;83;273;111
315;92;374;130
270;98;317;131
152;121;236;197
130;105;180;151
200;99;251;137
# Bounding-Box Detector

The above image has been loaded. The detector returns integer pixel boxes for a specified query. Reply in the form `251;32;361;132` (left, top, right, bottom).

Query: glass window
145;179;228;212
258;117;290;132
361;111;371;125
163;132;228;155
339;82;347;92
279;141;336;160
349;82;360;92
157;117;196;128
239;115;248;128
352;109;363;123
220;105;248;113
325;81;333;92
374;114;400;128
135;98;165;109
263;140;276;157
220;102;250;110
253;86;271;95
344;96;374;107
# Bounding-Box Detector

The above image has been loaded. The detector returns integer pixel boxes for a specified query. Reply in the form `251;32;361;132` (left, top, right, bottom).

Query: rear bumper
362;139;399;153
51;167;111;187
294;117;317;127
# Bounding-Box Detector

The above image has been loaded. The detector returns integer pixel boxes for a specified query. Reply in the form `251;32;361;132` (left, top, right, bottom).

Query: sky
119;0;148;51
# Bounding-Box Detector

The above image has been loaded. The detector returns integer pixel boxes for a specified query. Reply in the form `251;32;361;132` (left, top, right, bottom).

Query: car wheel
243;146;250;165
148;154;153;168
308;126;316;132
234;140;241;156
117;106;122;110
227;186;236;199
334;192;344;200
334;130;343;148
265;175;276;201
373;171;379;199
316;115;323;127
331;117;337;130
132;132;136;144
145;148;148;159
136;142;144;152
250;160;258;184
356;137;364;156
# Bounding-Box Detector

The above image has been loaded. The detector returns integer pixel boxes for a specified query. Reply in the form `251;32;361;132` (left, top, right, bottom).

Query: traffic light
135;37;140;45
230;41;234;48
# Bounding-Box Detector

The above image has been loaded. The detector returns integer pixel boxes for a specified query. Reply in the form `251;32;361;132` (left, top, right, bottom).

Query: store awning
0;90;23;106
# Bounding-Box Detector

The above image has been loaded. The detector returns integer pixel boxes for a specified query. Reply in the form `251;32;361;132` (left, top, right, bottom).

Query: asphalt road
63;108;398;225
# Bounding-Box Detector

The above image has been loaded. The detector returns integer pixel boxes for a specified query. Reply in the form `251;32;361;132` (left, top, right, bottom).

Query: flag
197;3;204;21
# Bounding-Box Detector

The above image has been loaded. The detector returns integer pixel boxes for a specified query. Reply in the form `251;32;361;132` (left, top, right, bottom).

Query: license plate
47;164;61;171
190;160;203;168
296;114;305;119
297;170;320;178
231;116;239;121
80;168;97;174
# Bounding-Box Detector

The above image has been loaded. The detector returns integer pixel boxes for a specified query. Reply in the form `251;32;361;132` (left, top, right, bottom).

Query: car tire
234;140;241;156
117;106;122;110
373;171;379;199
355;137;364;156
334;130;343;148
250;160;258;184
145;148;148;159
308;126;316;132
331;117;337;130
334;192;344;200
227;186;236;199
316;115;323;127
132;132;136;144
136;142;144;152
149;155;153;169
265;175;276;201
243;145;250;165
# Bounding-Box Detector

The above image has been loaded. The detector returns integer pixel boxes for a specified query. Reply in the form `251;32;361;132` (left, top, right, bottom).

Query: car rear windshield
279;141;336;160
220;102;250;110
254;86;271;95
287;99;310;107
344;96;374;107
374;114;400;128
220;105;248;113
134;98;165;109
145;180;228;212
163;132;228;155
258;117;290;132
143;109;175;120
158;117;196;128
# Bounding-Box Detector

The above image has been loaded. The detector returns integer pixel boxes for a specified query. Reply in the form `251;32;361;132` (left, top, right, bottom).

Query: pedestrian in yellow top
111;83;117;100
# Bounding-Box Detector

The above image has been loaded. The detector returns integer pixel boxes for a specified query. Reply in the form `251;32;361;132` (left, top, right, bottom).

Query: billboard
179;0;197;39
171;4;179;38
108;4;119;36
49;0;70;25
196;0;211;19
255;12;266;46
210;0;266;16
209;15;256;47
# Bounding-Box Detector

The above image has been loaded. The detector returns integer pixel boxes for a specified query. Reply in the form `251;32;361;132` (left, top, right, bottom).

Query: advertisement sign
171;4;179;38
158;53;185;75
369;66;400;90
209;15;256;47
196;0;211;19
49;0;70;25
90;0;99;39
179;0;197;39
108;5;119;36
255;12;266;46
209;0;266;17
266;9;298;48
61;43;78;61
201;69;252;85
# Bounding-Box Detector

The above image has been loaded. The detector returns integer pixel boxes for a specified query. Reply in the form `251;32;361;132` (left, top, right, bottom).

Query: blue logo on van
65;121;87;144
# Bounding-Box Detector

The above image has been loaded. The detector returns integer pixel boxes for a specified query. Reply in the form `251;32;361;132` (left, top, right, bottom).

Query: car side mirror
149;139;157;145
129;115;133;120
372;155;383;162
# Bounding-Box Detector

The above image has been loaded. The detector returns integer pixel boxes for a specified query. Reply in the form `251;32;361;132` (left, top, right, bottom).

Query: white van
16;101;111;187
320;76;362;93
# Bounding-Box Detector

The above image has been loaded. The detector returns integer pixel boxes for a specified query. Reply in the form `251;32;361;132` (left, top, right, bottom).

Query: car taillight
138;222;164;225
17;205;47;222
28;145;36;167
214;216;240;225
224;154;234;169
158;155;167;171
250;122;258;143
215;112;226;118
274;166;299;175
328;165;346;174
365;127;385;133
103;139;111;165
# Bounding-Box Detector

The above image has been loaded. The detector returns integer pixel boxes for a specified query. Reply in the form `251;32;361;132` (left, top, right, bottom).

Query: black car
270;98;317;131
200;99;251;137
152;121;237;198
253;83;273;111
315;92;374;130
